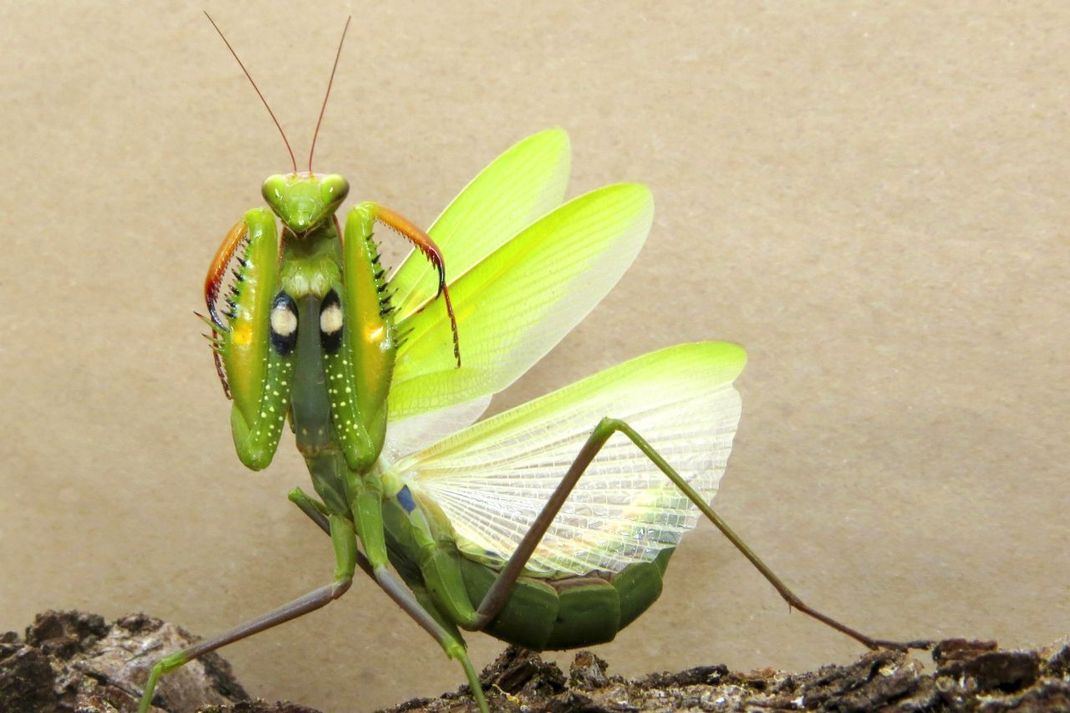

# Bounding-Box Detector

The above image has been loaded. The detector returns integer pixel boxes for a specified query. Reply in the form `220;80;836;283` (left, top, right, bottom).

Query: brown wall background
2;3;1067;711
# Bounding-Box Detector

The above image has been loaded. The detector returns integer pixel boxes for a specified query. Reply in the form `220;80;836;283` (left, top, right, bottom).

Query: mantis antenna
203;10;298;174
308;16;352;173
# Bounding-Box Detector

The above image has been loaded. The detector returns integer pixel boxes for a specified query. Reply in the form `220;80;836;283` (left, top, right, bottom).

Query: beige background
2;2;1068;711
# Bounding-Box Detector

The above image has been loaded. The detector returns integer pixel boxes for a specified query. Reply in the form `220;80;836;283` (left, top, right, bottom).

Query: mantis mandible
138;15;923;713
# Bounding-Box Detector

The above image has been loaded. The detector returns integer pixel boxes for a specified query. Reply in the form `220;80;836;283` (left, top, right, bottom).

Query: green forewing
387;183;654;422
390;342;746;577
389;128;571;321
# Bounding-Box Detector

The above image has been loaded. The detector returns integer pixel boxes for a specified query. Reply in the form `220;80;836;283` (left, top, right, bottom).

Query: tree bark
3;611;1068;712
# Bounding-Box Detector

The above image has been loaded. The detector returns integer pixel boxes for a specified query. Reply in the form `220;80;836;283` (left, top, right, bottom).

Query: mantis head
262;173;349;234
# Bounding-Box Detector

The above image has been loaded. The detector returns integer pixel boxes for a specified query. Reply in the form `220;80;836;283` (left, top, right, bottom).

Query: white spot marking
271;304;297;337
320;302;343;335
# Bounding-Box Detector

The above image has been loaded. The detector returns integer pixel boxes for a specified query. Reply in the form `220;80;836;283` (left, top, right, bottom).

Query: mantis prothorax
137;15;927;713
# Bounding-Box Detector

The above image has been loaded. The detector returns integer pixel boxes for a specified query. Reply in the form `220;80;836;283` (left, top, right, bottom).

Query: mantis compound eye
319;174;349;203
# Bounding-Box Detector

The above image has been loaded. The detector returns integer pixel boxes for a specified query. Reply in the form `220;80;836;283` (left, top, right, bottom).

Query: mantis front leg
136;514;358;713
345;202;461;366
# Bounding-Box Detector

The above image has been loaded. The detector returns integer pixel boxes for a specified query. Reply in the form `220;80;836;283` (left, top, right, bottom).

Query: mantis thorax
279;225;343;299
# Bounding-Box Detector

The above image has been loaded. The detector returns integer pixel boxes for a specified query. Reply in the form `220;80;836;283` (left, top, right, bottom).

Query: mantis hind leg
469;417;929;651
136;514;358;713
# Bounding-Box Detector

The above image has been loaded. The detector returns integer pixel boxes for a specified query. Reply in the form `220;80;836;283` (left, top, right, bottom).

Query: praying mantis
137;15;923;713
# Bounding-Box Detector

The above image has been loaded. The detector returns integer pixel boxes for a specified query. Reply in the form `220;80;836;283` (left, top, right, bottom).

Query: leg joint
331;577;353;599
595;416;624;436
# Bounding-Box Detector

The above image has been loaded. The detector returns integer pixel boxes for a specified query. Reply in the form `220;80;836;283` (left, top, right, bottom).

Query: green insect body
140;18;913;713
215;157;688;643
165;124;709;713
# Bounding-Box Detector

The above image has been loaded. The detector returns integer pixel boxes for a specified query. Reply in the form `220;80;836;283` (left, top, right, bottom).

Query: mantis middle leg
322;478;492;713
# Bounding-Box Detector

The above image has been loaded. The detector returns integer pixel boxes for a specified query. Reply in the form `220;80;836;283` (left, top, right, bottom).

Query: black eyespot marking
320;289;343;353
269;292;298;355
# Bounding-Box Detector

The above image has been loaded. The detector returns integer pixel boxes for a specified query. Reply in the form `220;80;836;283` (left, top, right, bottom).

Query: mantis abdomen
381;496;674;650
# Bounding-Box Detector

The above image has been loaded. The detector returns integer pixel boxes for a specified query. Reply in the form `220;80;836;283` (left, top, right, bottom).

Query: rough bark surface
2;611;1068;712
0;611;246;713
